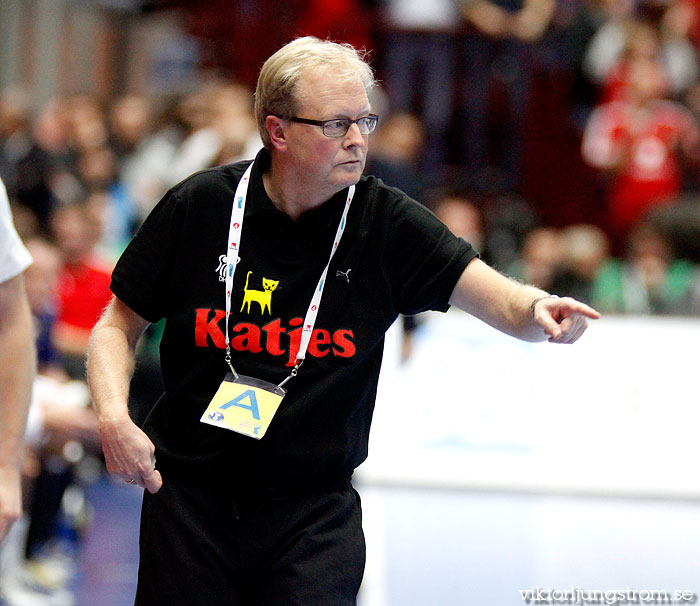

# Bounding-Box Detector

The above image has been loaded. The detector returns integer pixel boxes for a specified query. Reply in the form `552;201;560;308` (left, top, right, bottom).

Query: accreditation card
200;373;286;440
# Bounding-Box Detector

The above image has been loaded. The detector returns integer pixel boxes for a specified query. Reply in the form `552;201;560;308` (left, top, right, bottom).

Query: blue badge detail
208;411;224;422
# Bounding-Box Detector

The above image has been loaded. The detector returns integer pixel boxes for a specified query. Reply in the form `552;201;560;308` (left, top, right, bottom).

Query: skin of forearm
86;321;138;430
0;283;36;467
468;270;550;342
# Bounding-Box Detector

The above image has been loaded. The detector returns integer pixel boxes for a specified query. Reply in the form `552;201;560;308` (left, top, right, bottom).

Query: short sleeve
110;189;187;323
0;180;32;283
383;192;478;315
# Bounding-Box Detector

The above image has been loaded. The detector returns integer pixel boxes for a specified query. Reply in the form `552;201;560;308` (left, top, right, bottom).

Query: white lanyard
223;161;355;387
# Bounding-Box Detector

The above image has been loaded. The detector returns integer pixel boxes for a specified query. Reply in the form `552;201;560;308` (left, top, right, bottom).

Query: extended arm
449;258;599;343
0;273;36;542
86;297;162;493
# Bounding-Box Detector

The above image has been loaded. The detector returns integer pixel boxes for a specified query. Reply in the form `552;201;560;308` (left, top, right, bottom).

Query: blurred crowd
3;0;700;603
368;0;700;316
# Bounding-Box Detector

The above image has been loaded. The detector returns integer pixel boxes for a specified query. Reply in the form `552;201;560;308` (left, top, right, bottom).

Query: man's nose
344;122;366;147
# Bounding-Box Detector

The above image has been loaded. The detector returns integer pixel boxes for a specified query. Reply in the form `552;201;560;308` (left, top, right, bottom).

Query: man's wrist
96;406;132;434
530;294;558;318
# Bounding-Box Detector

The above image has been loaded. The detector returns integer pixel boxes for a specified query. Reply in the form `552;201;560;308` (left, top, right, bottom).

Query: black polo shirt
111;149;477;493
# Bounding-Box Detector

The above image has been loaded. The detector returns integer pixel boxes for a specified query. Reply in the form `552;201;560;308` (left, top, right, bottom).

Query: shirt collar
243;148;278;219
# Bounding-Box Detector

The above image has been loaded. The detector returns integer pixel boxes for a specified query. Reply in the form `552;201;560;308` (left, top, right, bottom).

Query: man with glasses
87;36;598;605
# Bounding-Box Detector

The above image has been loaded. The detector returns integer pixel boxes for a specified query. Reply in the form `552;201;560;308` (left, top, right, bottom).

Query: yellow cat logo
240;271;279;315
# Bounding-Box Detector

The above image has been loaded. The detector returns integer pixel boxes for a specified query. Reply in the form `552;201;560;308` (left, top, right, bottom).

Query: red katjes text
194;309;356;367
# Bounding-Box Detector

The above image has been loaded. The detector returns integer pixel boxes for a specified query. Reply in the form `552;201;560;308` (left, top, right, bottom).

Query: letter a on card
200;373;286;439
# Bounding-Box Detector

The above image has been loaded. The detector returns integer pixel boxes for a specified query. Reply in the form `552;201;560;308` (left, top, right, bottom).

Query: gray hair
254;36;376;151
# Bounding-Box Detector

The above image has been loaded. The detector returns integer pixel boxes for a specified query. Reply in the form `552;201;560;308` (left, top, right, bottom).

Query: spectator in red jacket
582;54;700;241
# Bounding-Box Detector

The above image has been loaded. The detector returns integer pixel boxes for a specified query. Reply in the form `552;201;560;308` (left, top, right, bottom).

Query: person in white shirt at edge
0;177;36;544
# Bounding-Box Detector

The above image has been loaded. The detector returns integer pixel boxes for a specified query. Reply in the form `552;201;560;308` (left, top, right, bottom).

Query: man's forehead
295;68;370;115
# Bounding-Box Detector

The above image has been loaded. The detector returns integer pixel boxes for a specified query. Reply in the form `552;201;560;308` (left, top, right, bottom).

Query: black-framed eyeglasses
282;114;379;138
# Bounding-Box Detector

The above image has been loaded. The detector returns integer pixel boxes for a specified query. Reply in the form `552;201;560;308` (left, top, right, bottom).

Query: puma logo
240;271;279;315
336;268;351;283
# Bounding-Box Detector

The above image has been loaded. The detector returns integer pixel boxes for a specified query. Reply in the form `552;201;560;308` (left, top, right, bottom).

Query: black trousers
134;477;365;606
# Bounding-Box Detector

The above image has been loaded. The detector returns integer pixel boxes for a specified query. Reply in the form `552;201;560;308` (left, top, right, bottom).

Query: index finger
559;298;600;320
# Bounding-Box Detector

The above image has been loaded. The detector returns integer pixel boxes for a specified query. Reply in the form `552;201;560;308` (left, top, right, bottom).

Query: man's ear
265;115;287;151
